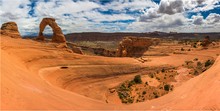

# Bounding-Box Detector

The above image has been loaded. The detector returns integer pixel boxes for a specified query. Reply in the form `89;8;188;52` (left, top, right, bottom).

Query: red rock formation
116;36;160;57
67;43;83;54
202;36;211;47
0;22;21;38
36;18;66;43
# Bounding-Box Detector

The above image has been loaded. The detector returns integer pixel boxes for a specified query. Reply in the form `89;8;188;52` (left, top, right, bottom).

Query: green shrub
193;44;197;48
118;92;124;99
197;61;202;67
194;58;198;61
149;74;154;78
133;75;142;84
142;91;146;95
156;77;160;80
185;60;193;65
119;83;130;91
161;68;165;72
181;48;184;51
145;81;148;85
193;70;199;75
205;60;213;67
127;98;134;103
164;84;170;91
128;80;135;87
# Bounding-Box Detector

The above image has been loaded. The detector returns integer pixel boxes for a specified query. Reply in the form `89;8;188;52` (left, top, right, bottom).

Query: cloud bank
0;0;220;36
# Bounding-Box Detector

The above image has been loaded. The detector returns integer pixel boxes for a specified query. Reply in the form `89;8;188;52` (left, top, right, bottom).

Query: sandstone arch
37;18;66;43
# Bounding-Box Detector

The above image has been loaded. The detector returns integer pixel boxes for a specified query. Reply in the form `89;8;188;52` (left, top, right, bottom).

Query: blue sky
0;0;220;36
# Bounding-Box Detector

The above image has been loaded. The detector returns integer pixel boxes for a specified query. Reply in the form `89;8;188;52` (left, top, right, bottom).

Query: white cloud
139;7;160;22
158;0;185;15
34;0;100;17
192;14;204;25
190;0;220;12
206;13;220;24
100;0;157;12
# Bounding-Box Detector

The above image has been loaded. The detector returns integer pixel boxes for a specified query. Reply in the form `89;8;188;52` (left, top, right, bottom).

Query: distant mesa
116;36;160;57
36;18;66;43
0;22;21;38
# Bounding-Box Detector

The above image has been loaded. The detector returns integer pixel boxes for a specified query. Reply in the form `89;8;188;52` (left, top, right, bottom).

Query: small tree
133;75;142;84
205;60;213;67
164;84;170;91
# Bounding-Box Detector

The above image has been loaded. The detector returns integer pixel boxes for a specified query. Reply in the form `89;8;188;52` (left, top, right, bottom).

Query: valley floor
1;35;220;110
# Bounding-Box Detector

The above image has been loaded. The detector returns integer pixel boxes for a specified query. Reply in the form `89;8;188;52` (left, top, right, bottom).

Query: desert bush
161;68;165;72
194;58;198;61
193;70;199;75
119;83;130;91
205;60;214;67
149;73;154;78
185;60;193;65
164;84;170;91
156;77;160;80
133;75;142;84
145;81;148;85
181;48;184;51
118;92;125;99
142;91;146;95
193;44;197;48
127;98;134;103
197;61;202;68
128;80;135;87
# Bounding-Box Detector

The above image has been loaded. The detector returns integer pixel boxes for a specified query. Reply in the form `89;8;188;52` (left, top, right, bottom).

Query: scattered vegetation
116;67;177;104
183;59;215;76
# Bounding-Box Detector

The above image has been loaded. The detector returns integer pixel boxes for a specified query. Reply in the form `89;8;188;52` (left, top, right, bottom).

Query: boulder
116;36;160;57
36;18;66;43
0;22;21;38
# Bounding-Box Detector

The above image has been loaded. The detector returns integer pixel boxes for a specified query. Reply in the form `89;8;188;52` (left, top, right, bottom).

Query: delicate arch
37;18;66;43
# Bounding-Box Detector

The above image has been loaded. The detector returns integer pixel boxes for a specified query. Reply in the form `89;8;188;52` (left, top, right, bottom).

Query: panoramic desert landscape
1;0;220;110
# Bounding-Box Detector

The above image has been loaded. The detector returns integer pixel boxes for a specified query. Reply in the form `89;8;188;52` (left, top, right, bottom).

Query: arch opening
37;18;66;43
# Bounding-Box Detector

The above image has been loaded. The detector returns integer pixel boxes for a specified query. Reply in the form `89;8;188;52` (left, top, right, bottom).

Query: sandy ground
1;35;220;110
